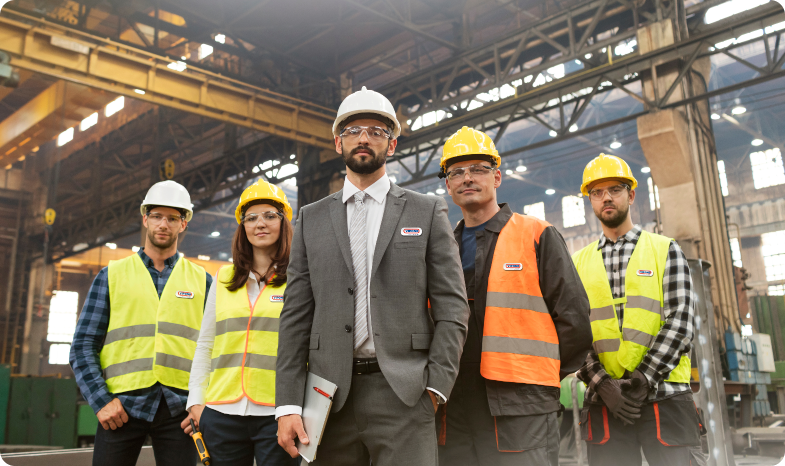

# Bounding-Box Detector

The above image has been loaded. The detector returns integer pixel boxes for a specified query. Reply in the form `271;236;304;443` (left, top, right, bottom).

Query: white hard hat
333;86;401;139
140;180;194;222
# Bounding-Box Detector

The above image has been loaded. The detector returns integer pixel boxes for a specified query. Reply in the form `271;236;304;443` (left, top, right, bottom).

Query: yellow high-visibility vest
205;266;283;406
572;231;691;383
101;253;206;393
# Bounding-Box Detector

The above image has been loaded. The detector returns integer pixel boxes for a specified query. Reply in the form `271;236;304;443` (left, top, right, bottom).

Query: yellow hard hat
580;153;638;196
235;179;293;223
439;126;501;177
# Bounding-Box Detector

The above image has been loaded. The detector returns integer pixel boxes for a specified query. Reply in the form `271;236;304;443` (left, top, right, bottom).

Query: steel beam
0;10;336;150
389;2;785;187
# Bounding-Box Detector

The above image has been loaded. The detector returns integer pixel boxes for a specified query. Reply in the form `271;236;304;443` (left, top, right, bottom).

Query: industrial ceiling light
435;188;446;195
134;89;145;95
751;139;764;146
505;169;513;175
105;243;117;249
210;231;220;237
711;113;720;120
569;124;578;132
549;130;558;137
516;162;527;172
545;189;556;195
731;105;746;115
610;139;622;149
641;167;651;173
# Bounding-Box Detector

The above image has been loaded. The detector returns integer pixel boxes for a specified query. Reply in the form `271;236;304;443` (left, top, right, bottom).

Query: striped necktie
350;191;369;350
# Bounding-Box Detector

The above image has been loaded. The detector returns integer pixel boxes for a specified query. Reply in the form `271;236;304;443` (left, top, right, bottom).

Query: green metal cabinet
7;377;78;448
0;364;10;444
77;403;98;438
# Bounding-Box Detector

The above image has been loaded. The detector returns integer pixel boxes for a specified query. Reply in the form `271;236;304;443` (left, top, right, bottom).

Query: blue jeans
92;399;196;466
200;406;299;466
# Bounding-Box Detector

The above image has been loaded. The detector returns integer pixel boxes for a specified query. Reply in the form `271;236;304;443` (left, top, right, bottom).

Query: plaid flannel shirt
69;249;212;422
576;225;695;402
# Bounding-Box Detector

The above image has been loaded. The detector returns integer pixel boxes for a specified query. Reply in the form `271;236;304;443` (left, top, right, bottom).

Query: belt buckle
355;359;368;375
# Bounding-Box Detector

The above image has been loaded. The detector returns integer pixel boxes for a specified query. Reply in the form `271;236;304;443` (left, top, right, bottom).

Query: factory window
761;230;785;283
523;202;545;221
647;177;660;211
46;291;79;365
717;160;729;196
80;112;98;132
105;96;125;118
562;195;586;228
769;284;785;296
57;127;74;147
730;237;742;268
751;148;785;189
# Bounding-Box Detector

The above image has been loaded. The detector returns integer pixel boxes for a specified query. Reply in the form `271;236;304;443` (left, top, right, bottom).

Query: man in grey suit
276;86;469;466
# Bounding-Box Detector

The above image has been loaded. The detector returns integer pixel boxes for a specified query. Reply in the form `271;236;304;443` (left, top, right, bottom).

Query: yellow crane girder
0;11;336;151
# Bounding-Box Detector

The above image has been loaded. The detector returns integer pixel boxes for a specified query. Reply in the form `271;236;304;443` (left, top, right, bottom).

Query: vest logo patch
270;295;284;302
401;227;422;236
176;291;194;299
636;270;654;277
503;263;523;271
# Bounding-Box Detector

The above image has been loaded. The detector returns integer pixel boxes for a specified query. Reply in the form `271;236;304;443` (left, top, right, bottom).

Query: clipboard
297;372;338;463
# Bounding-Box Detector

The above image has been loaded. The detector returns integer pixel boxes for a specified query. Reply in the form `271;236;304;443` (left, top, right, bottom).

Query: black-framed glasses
147;213;184;226
445;164;495;181
242;211;283;226
588;183;630;201
339;125;393;142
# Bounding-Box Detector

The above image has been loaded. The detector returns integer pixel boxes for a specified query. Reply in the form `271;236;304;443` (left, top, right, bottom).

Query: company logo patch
636;270;654;277
176;291;194;299
503;263;523;271
401;227;423;236
270;295;284;303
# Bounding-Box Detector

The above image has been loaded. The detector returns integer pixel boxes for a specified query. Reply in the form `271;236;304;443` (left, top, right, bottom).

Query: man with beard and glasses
276;86;469;466
572;154;704;466
70;180;212;466
436;126;592;466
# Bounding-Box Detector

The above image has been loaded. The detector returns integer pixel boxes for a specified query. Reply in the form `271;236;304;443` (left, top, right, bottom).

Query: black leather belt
353;358;381;375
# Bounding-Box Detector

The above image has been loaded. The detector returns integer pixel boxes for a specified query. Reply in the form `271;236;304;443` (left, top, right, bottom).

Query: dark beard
343;142;388;175
147;229;177;249
599;203;629;228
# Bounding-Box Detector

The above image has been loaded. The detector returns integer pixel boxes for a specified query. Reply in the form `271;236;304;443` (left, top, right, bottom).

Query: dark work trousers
438;362;560;466
311;371;437;466
582;392;705;466
92;398;197;466
199;407;298;466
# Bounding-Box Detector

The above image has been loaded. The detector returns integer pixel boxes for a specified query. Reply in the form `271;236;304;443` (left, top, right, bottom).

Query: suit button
348;288;354;295
345;325;352;332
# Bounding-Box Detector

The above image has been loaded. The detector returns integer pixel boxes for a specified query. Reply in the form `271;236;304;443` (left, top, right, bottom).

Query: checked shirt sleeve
577;350;610;392
69;267;115;414
637;241;695;391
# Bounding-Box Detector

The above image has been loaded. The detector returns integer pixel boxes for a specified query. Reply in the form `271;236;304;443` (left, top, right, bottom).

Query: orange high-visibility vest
481;213;560;387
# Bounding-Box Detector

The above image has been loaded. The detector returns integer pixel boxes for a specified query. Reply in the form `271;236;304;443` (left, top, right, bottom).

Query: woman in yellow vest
182;179;298;466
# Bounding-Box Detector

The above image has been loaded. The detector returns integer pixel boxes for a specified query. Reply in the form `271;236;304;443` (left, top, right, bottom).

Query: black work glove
595;378;642;425
621;369;650;404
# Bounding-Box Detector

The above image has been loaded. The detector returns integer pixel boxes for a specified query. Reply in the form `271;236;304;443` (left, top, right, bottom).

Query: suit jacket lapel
371;183;406;279
329;190;354;274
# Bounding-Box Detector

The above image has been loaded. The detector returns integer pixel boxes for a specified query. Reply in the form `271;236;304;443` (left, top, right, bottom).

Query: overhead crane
0;8;336;171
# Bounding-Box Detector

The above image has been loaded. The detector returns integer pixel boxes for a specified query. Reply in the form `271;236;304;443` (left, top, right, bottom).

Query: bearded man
572;154;704;466
276;86;469;466
70;180;211;466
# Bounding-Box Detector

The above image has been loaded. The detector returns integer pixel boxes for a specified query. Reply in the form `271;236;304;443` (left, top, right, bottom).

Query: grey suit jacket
276;182;469;411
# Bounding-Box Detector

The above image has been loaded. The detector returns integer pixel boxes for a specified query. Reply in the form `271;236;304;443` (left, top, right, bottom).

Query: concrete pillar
636;20;740;332
295;145;345;212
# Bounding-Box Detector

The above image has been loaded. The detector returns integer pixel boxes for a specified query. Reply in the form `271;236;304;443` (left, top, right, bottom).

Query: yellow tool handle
191;419;211;465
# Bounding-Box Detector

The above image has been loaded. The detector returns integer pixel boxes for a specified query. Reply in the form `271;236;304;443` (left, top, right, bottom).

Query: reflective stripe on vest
100;253;206;393
481;213;560;387
205;266;283;406
572;231;691;383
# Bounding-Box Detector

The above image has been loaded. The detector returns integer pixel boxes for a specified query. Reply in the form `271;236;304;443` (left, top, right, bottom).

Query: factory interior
0;0;784;464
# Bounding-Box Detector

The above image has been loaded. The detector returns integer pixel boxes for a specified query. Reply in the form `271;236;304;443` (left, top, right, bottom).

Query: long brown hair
225;201;293;291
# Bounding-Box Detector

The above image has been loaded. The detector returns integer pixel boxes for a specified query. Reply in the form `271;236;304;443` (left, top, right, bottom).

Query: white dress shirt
187;271;276;417
274;175;443;419
343;174;390;358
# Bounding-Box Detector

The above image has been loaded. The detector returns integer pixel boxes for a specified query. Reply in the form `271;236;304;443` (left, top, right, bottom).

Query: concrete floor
0;448;783;466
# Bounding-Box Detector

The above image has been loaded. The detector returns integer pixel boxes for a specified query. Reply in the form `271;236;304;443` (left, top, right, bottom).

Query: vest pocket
309;334;319;350
494;413;549;452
